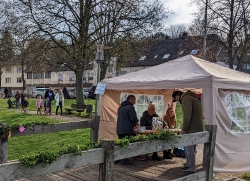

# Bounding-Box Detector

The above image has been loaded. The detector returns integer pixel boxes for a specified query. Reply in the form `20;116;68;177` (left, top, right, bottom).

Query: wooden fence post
91;116;100;143
99;139;115;181
203;125;217;181
0;123;8;164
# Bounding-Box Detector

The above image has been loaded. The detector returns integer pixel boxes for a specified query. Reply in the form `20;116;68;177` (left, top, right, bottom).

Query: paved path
5;108;245;181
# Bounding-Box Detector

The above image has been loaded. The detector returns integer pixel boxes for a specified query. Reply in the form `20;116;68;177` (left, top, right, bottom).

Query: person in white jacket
55;89;64;116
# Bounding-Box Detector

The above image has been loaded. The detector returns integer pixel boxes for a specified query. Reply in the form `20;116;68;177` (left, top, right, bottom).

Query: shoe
163;153;173;159
182;166;189;171
184;171;195;176
152;154;161;161
114;160;120;164
135;155;146;161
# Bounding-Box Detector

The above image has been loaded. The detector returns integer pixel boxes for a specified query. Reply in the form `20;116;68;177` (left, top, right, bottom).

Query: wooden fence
0;117;217;181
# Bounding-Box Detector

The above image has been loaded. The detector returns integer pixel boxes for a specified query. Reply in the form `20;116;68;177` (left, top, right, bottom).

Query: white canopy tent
98;55;250;172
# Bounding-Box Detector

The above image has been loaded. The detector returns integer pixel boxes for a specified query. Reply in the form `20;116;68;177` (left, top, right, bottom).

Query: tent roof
103;55;250;90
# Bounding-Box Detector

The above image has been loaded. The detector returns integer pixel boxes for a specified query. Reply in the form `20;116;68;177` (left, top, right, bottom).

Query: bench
65;104;86;116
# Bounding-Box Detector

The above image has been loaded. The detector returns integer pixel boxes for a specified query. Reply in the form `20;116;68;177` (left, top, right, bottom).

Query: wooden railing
0;120;216;181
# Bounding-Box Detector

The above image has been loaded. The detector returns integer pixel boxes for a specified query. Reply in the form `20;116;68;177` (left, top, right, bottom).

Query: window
120;93;164;119
45;72;51;78
33;73;43;79
58;74;63;81
17;77;22;83
162;54;170;59
83;73;87;81
190;49;198;55
27;72;32;79
88;73;93;80
139;56;146;61
5;78;11;83
17;67;22;73
69;73;75;81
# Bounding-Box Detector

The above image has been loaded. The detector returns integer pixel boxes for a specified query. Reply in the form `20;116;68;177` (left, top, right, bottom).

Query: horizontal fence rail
0;128;216;181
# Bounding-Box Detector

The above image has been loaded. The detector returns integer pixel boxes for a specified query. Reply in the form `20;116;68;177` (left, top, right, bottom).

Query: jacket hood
121;100;132;107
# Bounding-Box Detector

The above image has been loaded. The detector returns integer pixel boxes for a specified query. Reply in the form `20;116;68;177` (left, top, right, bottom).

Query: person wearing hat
172;90;204;175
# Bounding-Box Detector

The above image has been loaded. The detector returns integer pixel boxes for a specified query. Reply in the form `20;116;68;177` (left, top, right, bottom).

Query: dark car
88;86;96;99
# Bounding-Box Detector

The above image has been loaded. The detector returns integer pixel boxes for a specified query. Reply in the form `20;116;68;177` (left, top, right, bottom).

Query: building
117;34;228;76
1;58;117;97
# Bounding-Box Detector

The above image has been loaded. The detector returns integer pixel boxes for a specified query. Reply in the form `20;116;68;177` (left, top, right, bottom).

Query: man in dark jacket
140;104;163;161
172;90;204;175
45;87;55;114
117;94;139;138
117;95;139;165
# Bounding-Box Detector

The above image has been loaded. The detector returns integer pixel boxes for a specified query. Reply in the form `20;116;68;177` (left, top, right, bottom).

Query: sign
95;82;107;95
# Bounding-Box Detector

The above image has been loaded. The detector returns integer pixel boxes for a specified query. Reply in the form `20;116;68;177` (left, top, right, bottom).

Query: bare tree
1;0;169;106
166;25;188;39
191;0;250;69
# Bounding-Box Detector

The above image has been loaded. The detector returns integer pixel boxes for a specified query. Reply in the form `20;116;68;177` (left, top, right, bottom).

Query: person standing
20;91;27;109
4;87;8;98
15;91;20;108
23;97;29;112
55;89;64;116
62;87;70;99
44;97;51;115
117;95;139;165
45;87;55;114
36;95;43;115
172;90;204;175
140;104;162;161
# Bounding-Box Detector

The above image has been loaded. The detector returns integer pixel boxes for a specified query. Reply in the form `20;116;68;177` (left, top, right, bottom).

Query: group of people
35;88;65;116
7;90;29;112
116;90;204;176
7;87;65;116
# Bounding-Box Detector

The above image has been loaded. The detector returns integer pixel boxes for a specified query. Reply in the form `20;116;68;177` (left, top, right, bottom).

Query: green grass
8;129;90;160
240;173;250;180
0;98;95;161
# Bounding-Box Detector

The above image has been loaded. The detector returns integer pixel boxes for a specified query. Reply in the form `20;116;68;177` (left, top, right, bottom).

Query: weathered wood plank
11;120;95;137
203;125;217;181
172;170;206;181
0;123;8;164
100;139;115;181
114;131;210;161
91;116;100;143
0;148;104;181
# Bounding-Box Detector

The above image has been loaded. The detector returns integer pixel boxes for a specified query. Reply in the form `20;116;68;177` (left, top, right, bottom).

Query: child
7;97;12;109
44;97;51;115
23;97;29;112
36;95;43;115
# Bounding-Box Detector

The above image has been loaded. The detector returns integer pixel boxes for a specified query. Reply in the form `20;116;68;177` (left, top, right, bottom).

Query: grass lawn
0;98;95;161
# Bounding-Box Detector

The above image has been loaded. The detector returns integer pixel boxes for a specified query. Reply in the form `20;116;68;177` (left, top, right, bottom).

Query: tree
191;0;250;69
1;0;169;106
0;30;15;87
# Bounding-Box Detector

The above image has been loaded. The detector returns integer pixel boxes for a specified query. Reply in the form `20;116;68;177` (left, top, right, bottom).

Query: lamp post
95;44;104;116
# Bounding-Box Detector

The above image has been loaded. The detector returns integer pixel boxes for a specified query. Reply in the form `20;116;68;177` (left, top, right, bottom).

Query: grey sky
161;0;198;28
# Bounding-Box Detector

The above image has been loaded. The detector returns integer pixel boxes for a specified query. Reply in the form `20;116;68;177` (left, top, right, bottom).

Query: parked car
88;86;96;99
33;88;48;98
67;89;76;98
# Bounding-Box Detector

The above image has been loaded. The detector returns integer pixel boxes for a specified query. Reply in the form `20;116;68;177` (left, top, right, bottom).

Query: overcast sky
161;0;198;28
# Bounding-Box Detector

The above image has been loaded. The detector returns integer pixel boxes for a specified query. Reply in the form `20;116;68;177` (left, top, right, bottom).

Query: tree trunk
75;70;85;106
228;0;235;69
